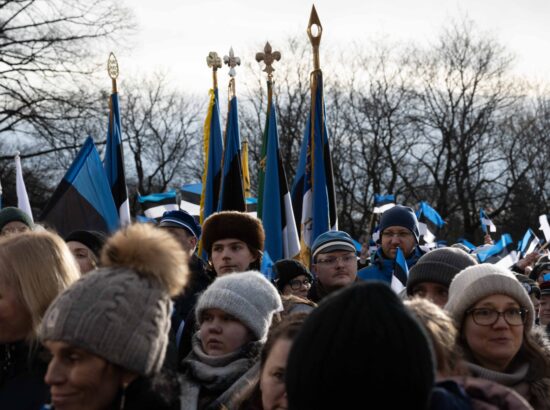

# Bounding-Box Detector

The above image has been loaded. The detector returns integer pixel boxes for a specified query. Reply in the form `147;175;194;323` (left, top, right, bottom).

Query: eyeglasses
466;308;528;327
381;231;412;239
315;254;356;266
288;279;312;290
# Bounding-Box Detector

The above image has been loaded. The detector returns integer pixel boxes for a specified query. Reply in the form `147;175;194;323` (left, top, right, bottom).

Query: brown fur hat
201;211;265;256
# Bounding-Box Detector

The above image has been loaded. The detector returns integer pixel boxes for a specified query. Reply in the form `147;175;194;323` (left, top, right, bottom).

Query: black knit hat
529;259;550;282
201;211;265;256
65;230;107;258
286;282;435;410
406;247;478;295
0;206;34;231
515;274;541;299
272;259;313;292
378;205;420;243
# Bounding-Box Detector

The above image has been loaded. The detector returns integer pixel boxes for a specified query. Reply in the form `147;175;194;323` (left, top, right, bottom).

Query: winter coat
0;341;50;410
357;247;424;283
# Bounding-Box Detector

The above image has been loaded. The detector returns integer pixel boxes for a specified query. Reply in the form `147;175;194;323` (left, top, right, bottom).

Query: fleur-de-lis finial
224;47;241;78
255;42;281;79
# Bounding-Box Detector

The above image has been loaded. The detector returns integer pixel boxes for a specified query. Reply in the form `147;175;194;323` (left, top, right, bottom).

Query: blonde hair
0;230;80;340
405;297;467;377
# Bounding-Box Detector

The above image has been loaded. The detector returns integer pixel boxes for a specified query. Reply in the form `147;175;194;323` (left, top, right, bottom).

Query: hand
483;233;494;245
516;252;539;271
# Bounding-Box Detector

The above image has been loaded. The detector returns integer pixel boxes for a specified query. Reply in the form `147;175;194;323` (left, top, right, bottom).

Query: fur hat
64;230;107;258
40;224;189;376
200;211;265;256
272;259;313;293
0;206;34;231
406;247;478;295
195;271;282;341
378;205;420;243
286;282;435;409
445;264;535;331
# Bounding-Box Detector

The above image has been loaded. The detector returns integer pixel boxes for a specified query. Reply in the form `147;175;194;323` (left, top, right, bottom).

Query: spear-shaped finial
307;5;322;71
206;51;222;89
255;42;281;81
107;52;119;93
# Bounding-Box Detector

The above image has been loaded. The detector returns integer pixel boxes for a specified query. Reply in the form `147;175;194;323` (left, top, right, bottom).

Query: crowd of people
1;203;550;409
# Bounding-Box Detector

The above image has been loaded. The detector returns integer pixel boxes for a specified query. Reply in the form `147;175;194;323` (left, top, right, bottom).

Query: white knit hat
445;264;534;331
195;270;283;340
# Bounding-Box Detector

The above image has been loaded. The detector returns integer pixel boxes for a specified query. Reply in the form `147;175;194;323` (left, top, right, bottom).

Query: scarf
179;333;261;410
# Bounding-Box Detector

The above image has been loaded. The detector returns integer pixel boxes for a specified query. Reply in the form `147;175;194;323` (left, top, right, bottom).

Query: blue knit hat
311;231;356;261
159;210;201;238
378;205;419;243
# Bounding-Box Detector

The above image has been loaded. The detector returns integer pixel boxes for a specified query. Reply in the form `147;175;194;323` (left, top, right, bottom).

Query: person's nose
44;357;65;386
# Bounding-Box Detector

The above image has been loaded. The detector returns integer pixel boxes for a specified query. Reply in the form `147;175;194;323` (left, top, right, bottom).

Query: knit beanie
40;223;189;376
310;230;357;262
272;259;313;292
406;247;478;295
286;282;435;410
195;271;283;340
378;205;419;243
529;260;550;282
0;206;34;231
445;264;534;331
64;230;107;258
200;211;265;256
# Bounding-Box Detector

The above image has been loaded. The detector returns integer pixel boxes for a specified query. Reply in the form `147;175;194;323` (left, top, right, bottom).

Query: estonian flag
217;95;245;212
373;194;395;214
391;247;409;293
480;208;496;233
104;91;131;226
519;228;540;257
137;190;178;220
416;202;444;245
40;137;119;237
475;234;514;263
260;100;300;261
291;69;338;266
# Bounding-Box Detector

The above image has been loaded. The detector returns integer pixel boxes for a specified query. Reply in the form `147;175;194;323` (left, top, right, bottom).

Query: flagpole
206;51;222;90
107;52;118;94
308;5;322;72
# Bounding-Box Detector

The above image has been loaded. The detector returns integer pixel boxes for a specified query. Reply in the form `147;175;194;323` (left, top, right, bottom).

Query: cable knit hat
378;205;419;243
0;206;34;231
406;247;478;295
445;264;534;331
195;271;283;340
200;211;265;256
286;282;435;409
272;259;313;292
40;224;189;376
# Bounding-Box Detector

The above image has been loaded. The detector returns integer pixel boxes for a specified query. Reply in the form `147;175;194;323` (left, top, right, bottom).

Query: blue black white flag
373;194;395;214
475;234;514;263
391;247;409;293
137;190;178;220
40;137;119;237
480;208;496;233
519;228;540;257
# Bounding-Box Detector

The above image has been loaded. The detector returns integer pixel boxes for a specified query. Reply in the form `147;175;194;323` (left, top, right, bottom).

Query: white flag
15;152;34;222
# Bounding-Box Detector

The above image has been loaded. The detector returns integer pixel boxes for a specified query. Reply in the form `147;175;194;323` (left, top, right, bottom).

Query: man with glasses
308;230;359;302
358;205;424;284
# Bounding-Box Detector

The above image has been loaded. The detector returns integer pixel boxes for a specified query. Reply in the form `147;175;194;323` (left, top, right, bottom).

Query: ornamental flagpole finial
224;47;241;78
107;52;119;93
307;5;322;71
255;42;281;81
206;51;222;89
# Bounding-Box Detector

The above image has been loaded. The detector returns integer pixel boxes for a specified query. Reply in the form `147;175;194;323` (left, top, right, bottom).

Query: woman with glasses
272;259;313;300
445;264;550;408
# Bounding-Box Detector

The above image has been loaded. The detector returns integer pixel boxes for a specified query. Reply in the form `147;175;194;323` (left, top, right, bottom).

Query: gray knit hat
195;270;283;341
445;264;534;331
40;224;189;376
406;247;478;295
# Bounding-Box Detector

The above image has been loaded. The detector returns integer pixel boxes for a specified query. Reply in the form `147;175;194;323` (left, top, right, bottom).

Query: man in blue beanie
358;205;425;283
309;230;359;302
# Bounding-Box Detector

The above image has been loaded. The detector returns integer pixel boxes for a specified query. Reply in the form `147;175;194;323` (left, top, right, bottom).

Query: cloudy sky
120;0;550;94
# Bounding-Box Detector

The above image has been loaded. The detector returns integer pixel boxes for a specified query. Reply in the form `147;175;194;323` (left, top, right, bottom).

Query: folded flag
373;194;395;214
480;208;496;233
391;247;409;294
137;190;178;220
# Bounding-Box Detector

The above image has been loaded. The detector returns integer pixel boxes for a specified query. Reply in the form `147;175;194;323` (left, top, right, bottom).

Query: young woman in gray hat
40;224;189;410
445;264;550;408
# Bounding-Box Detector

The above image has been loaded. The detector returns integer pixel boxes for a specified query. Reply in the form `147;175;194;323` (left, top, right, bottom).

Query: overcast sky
120;0;550;94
